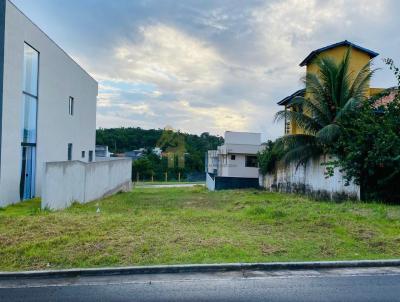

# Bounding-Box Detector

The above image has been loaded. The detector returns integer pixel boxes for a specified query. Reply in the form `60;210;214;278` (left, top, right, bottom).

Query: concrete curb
1;259;400;279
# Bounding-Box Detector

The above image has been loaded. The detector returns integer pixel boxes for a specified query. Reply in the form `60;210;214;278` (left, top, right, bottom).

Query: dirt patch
356;228;377;241
261;244;286;255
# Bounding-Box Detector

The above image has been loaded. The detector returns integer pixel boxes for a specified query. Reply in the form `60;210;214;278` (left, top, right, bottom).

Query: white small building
206;131;263;190
95;145;112;158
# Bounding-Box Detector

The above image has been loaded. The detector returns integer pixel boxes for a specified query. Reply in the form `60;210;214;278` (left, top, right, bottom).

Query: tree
327;60;400;201
132;157;154;180
258;140;284;175
274;49;376;166
96;127;223;174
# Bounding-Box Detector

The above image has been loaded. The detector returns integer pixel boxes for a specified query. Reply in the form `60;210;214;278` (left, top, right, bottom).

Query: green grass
1;187;400;271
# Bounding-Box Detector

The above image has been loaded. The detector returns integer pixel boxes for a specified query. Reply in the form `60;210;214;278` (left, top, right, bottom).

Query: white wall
0;1;97;206
219;154;259;178
206;172;215;191
206;150;218;173
261;156;360;200
42;158;132;210
224;131;261;145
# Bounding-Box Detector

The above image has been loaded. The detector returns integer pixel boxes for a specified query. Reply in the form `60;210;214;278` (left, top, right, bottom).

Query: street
1;266;400;301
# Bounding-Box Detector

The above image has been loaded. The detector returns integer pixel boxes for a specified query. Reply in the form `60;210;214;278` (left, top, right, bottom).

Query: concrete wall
219;154;259;178
260;156;360;201
224;131;261;145
206;172;215;191
42;158;132;210
206;172;259;191
0;0;97;206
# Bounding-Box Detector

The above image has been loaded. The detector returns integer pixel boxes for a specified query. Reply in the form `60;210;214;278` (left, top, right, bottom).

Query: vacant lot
1;187;400;271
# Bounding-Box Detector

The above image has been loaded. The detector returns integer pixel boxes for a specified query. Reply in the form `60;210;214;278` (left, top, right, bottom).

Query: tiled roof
373;89;398;108
299;40;379;67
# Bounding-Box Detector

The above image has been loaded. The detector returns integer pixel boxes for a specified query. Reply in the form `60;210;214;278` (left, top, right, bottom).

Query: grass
1;187;400;271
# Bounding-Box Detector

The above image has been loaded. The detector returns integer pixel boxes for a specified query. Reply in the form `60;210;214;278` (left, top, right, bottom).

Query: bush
258;140;284;175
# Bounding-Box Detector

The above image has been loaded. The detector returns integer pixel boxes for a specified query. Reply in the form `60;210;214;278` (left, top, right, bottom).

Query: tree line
96;127;224;181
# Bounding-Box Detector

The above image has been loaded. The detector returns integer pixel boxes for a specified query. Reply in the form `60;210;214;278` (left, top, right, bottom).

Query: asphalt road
1;267;400;302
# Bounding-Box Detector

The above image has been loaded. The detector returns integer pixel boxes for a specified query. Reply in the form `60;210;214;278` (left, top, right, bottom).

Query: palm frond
350;62;377;101
274;109;321;134
315;124;341;145
335;97;361;122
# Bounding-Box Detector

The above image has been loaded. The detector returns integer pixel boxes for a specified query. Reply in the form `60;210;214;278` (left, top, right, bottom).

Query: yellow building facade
278;41;382;135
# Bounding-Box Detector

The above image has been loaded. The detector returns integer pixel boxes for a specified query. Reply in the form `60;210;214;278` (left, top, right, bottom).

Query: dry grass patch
1;187;400;271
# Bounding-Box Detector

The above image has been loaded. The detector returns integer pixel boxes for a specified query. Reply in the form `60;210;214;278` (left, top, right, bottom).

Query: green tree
327;59;400;201
274;49;376;166
132;157;153;181
258;140;284;175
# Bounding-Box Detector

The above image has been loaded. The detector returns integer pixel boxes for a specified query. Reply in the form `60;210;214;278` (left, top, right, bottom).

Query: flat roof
299;40;379;67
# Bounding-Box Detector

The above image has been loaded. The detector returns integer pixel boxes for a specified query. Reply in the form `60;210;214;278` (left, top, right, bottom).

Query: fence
206;173;259;191
42;158;132;210
260;155;360;201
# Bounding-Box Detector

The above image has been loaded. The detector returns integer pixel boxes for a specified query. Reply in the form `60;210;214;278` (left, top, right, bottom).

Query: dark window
69;97;74;115
231;155;236;160
81;151;85;158
245;155;258;168
89;150;93;162
68;143;72;161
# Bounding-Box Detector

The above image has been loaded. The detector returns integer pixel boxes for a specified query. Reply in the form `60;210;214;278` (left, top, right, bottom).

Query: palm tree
274;48;376;166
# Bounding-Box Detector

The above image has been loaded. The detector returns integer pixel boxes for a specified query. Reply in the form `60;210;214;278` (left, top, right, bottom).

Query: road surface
1;267;400;301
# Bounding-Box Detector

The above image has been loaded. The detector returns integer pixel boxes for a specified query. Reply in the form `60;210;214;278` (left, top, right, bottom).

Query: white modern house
206;131;263;190
0;0;132;208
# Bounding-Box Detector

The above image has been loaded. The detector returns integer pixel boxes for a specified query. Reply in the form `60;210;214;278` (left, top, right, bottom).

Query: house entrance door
20;145;36;200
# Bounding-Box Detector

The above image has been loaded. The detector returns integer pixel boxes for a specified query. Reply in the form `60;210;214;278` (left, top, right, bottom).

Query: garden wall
260;155;360;201
42;158;132;210
206;173;259;191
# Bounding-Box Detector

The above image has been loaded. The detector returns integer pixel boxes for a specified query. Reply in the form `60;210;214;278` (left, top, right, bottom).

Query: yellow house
278;40;383;135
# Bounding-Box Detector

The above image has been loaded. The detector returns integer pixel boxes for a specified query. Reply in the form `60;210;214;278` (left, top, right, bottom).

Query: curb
1;259;400;279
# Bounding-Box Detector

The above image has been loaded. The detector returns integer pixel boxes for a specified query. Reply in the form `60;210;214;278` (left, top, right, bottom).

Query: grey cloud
13;0;400;139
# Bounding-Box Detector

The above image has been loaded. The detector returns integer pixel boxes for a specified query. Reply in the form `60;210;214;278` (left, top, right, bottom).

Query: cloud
100;24;227;93
13;0;398;140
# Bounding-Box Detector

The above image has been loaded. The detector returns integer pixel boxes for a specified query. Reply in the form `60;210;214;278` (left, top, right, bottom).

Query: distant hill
96;127;224;174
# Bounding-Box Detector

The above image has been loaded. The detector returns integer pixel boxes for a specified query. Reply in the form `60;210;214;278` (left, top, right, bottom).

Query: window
22;94;38;143
68;143;73;161
23;43;39;96
230;155;236;160
81;151;85;158
22;43;39;144
245;155;258;168
20;43;39;200
69;97;74;115
88;150;93;162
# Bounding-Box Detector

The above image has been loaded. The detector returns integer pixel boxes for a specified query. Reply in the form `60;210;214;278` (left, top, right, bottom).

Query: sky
12;0;400;141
